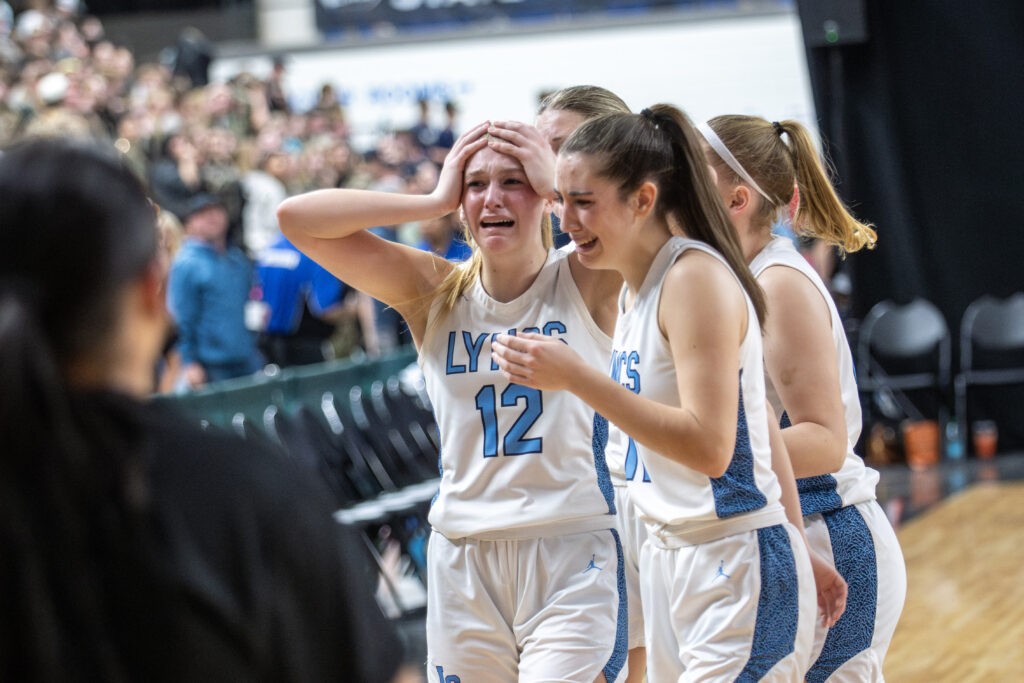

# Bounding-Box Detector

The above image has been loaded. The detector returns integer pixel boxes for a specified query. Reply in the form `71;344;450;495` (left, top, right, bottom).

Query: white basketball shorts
641;521;815;682
426;528;627;682
803;499;907;682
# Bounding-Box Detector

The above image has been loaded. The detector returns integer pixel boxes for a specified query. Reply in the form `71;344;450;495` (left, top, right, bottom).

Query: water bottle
944;420;963;460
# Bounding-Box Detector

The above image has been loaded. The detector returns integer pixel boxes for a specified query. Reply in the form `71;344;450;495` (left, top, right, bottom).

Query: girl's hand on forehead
433;122;490;215
486;121;557;201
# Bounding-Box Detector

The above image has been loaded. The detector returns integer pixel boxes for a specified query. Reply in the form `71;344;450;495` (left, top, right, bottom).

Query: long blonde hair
706;115;877;255
429;213;553;320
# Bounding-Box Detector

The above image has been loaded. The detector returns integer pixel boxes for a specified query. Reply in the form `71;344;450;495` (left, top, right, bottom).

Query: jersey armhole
759;263;835;332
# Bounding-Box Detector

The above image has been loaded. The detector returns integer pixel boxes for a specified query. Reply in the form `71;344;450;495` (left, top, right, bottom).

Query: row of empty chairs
168;350;438;641
856;292;1024;456
214;372;439;507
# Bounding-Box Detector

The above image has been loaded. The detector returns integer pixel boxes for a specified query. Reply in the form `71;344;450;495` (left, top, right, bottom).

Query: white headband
698;122;773;205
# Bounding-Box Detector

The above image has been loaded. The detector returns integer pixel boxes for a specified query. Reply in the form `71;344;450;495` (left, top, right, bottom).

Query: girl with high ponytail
493;104;841;680
702;114;906;681
0;138;401;682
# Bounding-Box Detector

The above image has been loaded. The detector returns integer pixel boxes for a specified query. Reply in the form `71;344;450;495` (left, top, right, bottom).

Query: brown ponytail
563;105;767;329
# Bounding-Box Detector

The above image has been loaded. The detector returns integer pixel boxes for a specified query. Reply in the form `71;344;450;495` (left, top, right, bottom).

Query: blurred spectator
0;2;11;37
254;235;351;367
171;26;212;88
242;149;289;254
150;132;204;220
313;82;347;137
416;213;471;262
154;206;186;394
167;193;263;388
430;99;458;164
198;122;246;246
435;100;457;149
408;97;434;151
266;54;289;113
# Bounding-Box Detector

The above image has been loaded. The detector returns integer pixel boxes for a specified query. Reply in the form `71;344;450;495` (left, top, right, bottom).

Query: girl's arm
276;123;490;344
759;265;848;477
766;400;848;628
493;250;745;478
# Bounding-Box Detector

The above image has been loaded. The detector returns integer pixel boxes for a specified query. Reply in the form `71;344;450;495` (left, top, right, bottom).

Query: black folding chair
954;293;1024;454
856;298;952;451
321;390;397;497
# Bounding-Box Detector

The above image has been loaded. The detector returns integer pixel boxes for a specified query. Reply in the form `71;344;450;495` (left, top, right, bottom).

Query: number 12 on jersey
474;384;543;457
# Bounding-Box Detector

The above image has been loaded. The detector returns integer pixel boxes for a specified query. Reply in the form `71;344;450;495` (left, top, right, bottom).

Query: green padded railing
169;347;419;429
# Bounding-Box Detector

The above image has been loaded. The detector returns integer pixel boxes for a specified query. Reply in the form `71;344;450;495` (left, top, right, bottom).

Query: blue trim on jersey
710;380;768;518
807;506;878;682
591;413;617;514
737;524;800;682
603;528;628;683
797;474;844;516
432;446;443;507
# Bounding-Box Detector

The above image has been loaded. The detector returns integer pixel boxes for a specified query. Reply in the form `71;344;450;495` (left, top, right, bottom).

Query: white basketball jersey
421;248;616;539
619;237;784;531
749;236;879;513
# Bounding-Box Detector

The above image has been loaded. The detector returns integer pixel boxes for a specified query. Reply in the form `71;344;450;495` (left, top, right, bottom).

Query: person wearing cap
167;192;263;388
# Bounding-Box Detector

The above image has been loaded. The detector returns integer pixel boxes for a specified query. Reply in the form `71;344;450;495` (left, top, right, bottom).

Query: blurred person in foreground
0;137;402;681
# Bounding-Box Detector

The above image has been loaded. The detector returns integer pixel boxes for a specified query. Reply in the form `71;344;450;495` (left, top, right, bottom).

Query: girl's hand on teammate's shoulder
432;122;490;215
486;121;557;201
492;331;583;391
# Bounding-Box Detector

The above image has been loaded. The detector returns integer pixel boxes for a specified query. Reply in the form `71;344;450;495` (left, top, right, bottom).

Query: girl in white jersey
493;104;826;680
278;124;627;682
702;114;906;681
488;85;649;683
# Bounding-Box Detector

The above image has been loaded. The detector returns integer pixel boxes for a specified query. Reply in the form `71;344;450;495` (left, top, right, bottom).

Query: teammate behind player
488;85;650;683
490;84;656;683
278;124;627;682
492;104;822;680
702;114;906;682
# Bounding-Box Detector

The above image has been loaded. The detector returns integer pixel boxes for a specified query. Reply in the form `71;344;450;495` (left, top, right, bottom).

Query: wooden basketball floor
883;480;1024;681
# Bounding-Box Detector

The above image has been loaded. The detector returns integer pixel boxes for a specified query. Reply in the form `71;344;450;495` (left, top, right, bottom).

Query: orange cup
972;420;998;459
902;419;940;470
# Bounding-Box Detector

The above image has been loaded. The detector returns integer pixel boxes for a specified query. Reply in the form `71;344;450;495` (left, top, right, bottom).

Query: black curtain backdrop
797;1;1024;450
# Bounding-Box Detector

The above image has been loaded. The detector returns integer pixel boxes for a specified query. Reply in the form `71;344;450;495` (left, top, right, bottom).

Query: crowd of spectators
0;0;470;389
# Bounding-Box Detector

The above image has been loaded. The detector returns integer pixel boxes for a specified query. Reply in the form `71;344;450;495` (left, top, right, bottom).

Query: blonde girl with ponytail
702;114;906;682
279;121;628;683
